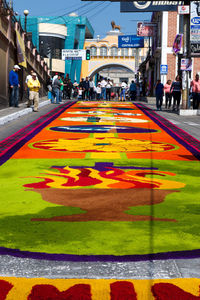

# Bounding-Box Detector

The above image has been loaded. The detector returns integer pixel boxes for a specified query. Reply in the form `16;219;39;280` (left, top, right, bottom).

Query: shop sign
137;22;156;37
118;35;144;48
190;1;200;56
178;5;190;14
121;1;184;13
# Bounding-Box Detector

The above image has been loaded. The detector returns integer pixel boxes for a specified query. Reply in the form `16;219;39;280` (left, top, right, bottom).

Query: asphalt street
0;98;199;280
0;98;200;142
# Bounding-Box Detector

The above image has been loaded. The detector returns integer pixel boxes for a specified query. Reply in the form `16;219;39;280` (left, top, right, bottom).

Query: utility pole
181;0;190;109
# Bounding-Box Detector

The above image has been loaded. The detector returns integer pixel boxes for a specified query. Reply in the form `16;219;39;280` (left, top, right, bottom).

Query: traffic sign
160;65;168;75
62;49;86;61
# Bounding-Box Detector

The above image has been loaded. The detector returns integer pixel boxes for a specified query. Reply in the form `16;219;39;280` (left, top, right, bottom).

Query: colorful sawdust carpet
0;277;200;299
0;101;200;261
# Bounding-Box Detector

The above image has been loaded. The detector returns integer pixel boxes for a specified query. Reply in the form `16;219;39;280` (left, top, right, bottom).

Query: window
90;46;97;56
39;36;65;59
110;47;118;57
121;48;129;56
100;46;107;56
132;49;136;57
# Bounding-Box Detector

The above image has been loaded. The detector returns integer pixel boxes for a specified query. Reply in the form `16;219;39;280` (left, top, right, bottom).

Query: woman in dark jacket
170;75;182;111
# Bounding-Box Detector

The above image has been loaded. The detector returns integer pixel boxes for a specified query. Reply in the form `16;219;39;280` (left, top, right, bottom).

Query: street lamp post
23;9;29;33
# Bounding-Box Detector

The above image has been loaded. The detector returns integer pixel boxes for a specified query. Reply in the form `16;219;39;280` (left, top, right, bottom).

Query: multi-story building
21;14;94;82
141;10;200;97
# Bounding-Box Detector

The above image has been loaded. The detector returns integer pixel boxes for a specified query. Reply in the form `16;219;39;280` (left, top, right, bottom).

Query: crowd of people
46;74;140;102
155;74;200;111
8;65;200;113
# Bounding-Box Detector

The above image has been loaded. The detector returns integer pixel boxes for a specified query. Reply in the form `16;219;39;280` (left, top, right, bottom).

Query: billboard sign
172;34;183;54
137;22;156;37
62;49;86;60
190;1;200;56
118;35;144;48
121;1;184;13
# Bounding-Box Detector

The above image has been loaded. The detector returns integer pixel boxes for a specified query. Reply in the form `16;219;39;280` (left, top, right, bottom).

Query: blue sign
118;35;144;48
121;2;184;12
160;65;168;75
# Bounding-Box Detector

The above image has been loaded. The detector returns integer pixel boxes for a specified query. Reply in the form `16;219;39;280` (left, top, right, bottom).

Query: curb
0;100;50;126
179;109;200;116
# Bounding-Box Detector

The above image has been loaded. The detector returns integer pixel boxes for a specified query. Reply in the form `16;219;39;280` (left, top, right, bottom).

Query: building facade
21;15;94;82
81;27;148;86
141;10;200;97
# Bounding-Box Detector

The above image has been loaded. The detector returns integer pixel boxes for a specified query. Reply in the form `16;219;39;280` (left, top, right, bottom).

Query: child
96;83;101;100
78;87;83;100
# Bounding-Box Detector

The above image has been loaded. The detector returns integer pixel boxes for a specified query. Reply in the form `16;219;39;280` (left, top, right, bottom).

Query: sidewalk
0;97;51;126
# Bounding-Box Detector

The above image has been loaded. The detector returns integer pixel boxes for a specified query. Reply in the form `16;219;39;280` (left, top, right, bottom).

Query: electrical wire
26;1;95;27
30;1;106;36
87;2;111;20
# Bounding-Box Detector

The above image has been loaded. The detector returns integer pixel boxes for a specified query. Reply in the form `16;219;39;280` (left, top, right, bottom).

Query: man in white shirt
89;77;95;100
120;81;127;101
106;78;113;101
100;78;107;100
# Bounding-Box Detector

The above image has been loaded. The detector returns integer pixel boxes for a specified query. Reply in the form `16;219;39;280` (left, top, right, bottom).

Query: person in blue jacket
9;65;21;107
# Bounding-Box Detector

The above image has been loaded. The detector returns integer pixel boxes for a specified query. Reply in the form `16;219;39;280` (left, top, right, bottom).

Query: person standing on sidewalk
52;75;61;104
27;72;40;112
170;75;182;111
155;79;164;110
100;78;107;100
89;77;95;100
106;78;113;101
190;73;200;109
9;65;21;107
83;77;90;100
129;80;137;101
120;81;127;101
164;80;172;109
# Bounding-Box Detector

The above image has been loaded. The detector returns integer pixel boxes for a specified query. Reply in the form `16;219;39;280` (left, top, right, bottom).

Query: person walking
164;80;172;109
106;78;113;101
190;73;200;109
9;65;21;107
170;75;182;111
100;78;107;100
27;72;40;112
120;81;127;101
129;80;137;101
155;79;164;110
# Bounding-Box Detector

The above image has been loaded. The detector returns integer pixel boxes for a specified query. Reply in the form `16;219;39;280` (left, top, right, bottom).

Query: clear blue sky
13;0;152;37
